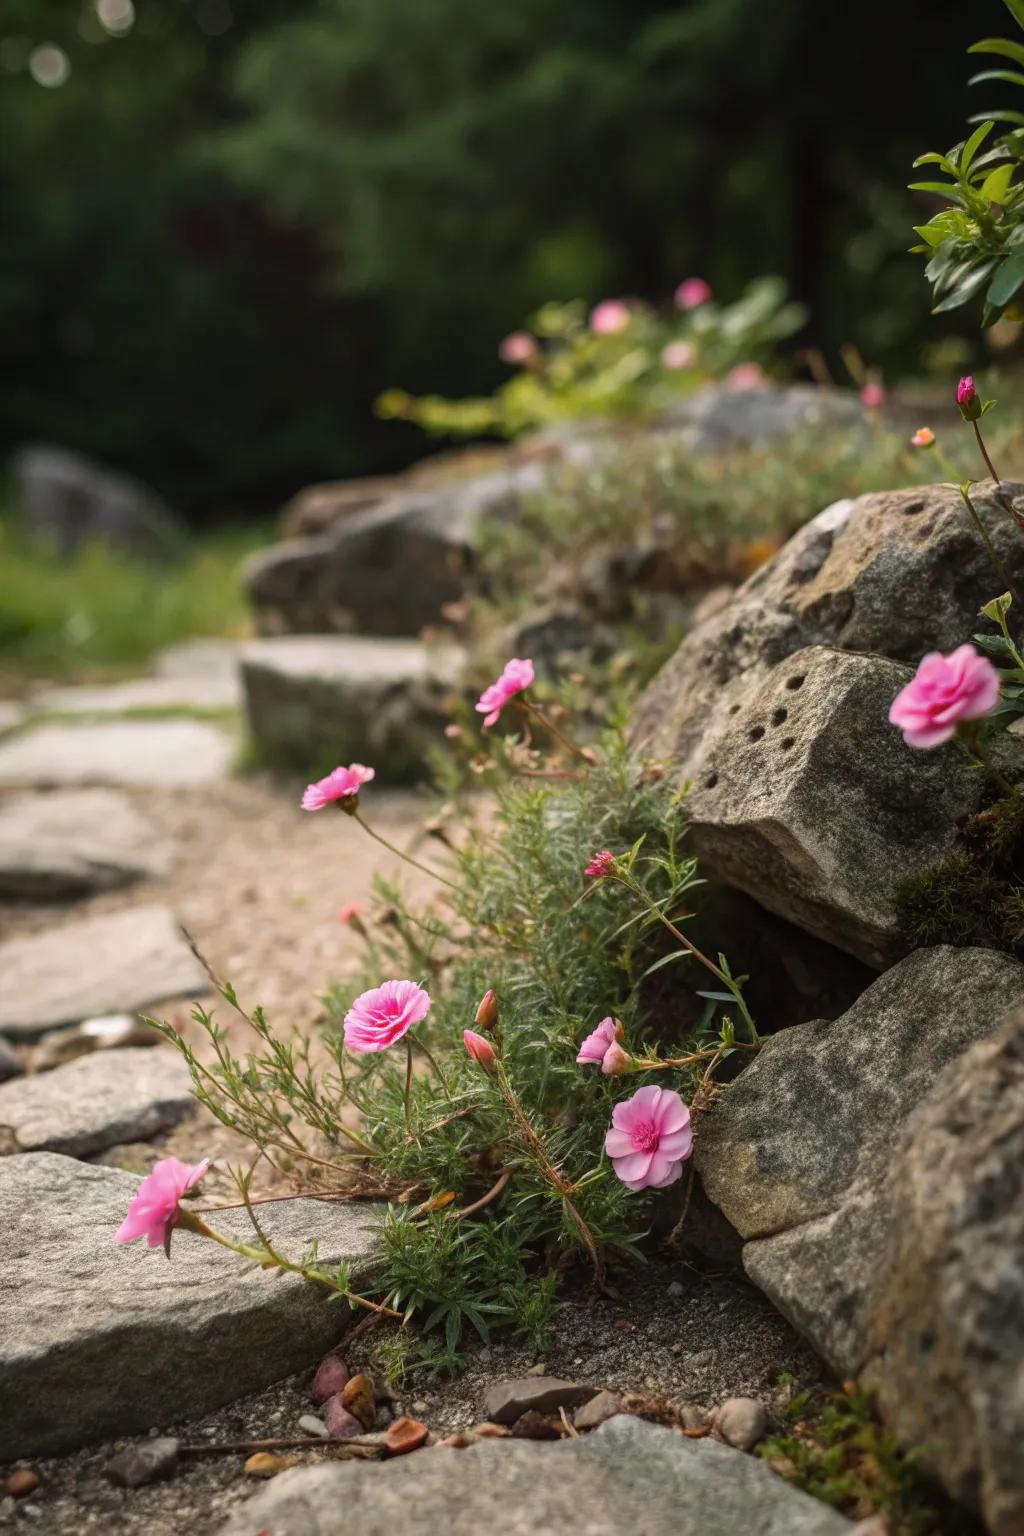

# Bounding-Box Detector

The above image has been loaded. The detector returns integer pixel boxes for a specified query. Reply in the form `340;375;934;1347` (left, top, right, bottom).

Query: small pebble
411;1399;428;1413
384;1417;429;1456
5;1471;39;1500
714;1397;768;1452
574;1390;622;1431
106;1438;179;1489
297;1414;329;1439
244;1453;297;1479
323;1397;362;1441
680;1403;711;1432
310;1353;350;1404
666;1280;684;1298
340;1372;376;1430
510;1411;562;1440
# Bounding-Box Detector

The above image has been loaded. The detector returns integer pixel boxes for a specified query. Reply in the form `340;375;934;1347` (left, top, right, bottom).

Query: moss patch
896;794;1024;958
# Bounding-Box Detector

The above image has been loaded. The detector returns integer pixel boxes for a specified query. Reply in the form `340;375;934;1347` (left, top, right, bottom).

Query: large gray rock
655;383;863;454
218;1414;851;1536
696;945;1024;1241
684;646;1016;967
631;481;1024;783
0;1046;192;1156
0;719;235;789
0;1153;384;1456
241;635;466;778
696;953;1024;1533
11;444;186;564
246;465;543;637
0;904;205;1038
0;789;169;898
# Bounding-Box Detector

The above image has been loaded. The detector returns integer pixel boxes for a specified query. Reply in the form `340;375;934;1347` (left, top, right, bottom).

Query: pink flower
860;381;886;409
605;1085;692;1191
958;374;981;421
584;849;615;879
911;427;935;448
889;645;1001;749
302;763;375;812
661;340;696;371
499;330;538;366
475;988;499;1032
338;902;364;926
464;1029;497;1069
590;300;631;335
726;362;766;392
475;657;535;729
115;1156;209;1256
344;979;431;1053
674;277;712;311
577;1016;617;1066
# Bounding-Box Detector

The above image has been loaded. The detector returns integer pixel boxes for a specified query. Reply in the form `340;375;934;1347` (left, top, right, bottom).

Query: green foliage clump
377;279;806;440
0;518;263;684
760;1381;970;1535
896;794;1024;956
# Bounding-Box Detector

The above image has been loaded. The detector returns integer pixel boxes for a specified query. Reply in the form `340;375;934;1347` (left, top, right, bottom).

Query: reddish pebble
385;1417;428;1456
310;1353;350;1403
6;1469;39;1499
340;1372;377;1430
323;1395;363;1441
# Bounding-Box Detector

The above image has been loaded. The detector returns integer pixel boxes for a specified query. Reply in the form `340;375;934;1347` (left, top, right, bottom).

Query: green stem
409;1030;452;1099
520;698;595;765
959;486;1022;609
403;1038;415;1136
352;810;459;893
974;419;1002;488
959;734;1018;799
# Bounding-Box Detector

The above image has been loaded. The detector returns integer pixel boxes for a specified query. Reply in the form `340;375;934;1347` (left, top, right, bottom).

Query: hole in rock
780;736;795;751
705;773;719;789
771;707;788;727
785;674;805;691
749;726;765;743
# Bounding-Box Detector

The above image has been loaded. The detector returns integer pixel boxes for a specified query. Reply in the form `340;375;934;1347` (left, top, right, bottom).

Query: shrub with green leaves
377;278;805;440
911;1;1024;324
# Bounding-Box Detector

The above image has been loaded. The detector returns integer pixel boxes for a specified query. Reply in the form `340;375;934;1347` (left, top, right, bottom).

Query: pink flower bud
860;381;886;409
584;850;615;879
590;300;631;335
957;375;981;420
600;1041;632;1076
674;277;712;311
661;340;696;371
499;330;538;366
911;427;935;449
475;989;499;1033
464;1029;497;1070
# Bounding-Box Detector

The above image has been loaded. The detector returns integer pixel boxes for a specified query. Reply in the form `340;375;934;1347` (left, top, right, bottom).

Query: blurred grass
0;517;268;689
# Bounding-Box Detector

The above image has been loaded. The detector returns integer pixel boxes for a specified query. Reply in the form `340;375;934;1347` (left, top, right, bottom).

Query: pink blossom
475;988;499;1032
674;277;712;311
584;849;615;879
499;330;538;366
911;427;935;448
344;979;431;1053
302;763;375;812
726;362;766;392
115;1156;209;1256
576;1016;617;1066
338;902;364;926
661;340;696;371
605;1085;692;1191
590;300;631;335
957;375;976;407
463;1029;497;1069
475;657;535;729
860;381;886;409
889;645;1001;750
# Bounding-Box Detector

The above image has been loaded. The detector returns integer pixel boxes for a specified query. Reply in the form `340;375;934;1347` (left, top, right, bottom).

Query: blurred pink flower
674;277;712;311
661;340;696;371
911;427;935;448
302;764;375;812
860;381;886;409
338;902;363;926
499;330;538;365
584;849;615;879
344;979;431;1053
889;645;1001;749
475;657;535;729
957;375;976;407
605;1085;692;1191
726;362;766;392
115;1156;209;1256
463;1029;497;1069
576;1016;617;1066
590;300;631;335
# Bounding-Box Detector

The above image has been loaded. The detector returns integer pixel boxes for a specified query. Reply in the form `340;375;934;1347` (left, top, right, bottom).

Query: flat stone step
0;1153;384;1457
240;635;466;779
0;701;25;738
0;788;170;898
0;903;205;1039
0;718;235;789
218;1413;852;1536
0;1046;192;1157
31;673;240;718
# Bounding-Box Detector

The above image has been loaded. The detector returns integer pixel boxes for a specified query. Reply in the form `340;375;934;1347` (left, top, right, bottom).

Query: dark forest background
0;0;993;521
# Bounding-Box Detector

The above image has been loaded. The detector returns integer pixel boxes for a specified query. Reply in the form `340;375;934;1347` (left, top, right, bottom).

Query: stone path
0;788;169;897
0;718;236;789
0;1049;193;1156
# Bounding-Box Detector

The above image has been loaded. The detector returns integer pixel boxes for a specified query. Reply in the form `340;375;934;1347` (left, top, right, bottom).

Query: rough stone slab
696;945;1024;1240
0;719;235;789
684;646;1018;967
0;904;205;1038
241;635;466;779
0;1153;384;1457
0;788;170;898
31;673;240;717
631;480;1024;783
654;383;864;454
153;638;245;683
0;1046;192;1156
218;1414;852;1536
0;701;25;737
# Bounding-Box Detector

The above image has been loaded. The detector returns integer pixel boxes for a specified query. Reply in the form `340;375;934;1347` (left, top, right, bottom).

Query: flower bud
600;1041;632;1076
464;1029;497;1071
957;375;981;421
475;989;499;1033
911;427;935;449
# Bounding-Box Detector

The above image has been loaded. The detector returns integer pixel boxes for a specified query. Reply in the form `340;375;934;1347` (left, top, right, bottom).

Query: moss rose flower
115;1156;210;1257
605;1086;692;1191
889;645;1001;749
343;979;431;1054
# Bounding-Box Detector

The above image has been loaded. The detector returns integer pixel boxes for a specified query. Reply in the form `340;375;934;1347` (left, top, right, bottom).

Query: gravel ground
2;1256;828;1536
